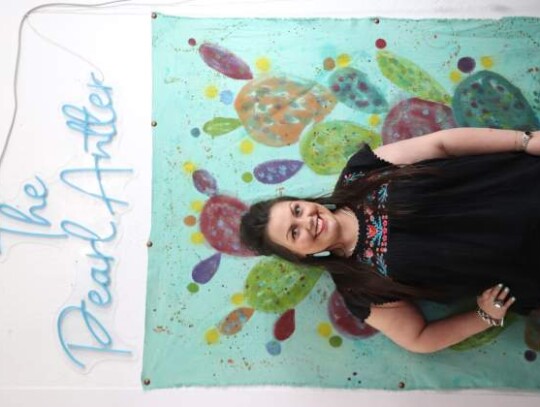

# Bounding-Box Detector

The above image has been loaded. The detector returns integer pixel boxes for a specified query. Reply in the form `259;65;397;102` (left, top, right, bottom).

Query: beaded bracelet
476;308;504;327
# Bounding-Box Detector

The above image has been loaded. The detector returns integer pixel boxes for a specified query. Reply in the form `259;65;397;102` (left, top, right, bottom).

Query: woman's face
266;200;342;256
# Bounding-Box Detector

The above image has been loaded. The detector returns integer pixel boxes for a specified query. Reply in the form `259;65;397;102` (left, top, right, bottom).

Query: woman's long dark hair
240;159;452;309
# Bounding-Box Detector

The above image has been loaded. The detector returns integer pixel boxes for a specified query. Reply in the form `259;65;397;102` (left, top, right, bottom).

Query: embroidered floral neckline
348;183;390;276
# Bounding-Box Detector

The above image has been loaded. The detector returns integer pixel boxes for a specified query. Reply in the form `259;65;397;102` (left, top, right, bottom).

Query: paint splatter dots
346;372;362;385
480;56;494;68
458;57;476;73
191;232;205;244
220;90;233;105
323;57;336;71
336;53;351;67
187;282;199;293
231;292;244;305
205;328;219;344
450;70;462;83
204;85;219;99
191;128;201;137
369;114;381;126
317;322;332;337
266;340;281;355
375;38;387;49
525;349;537;362
329;335;343;347
183;161;197;173
256;57;271;72
241;172;253;183
188;38;197;46
184;215;196;226
240;139;254;154
190;200;204;212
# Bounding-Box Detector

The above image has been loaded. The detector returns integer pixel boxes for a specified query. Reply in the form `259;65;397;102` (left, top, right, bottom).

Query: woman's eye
292;227;298;239
294;205;301;216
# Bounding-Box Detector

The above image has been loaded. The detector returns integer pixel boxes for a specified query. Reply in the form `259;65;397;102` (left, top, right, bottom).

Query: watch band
520;130;533;152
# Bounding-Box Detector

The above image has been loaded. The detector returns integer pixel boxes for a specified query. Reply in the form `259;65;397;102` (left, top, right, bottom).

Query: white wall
1;1;540;406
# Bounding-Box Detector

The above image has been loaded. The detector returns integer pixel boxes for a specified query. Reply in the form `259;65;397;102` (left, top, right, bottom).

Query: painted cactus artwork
144;15;540;390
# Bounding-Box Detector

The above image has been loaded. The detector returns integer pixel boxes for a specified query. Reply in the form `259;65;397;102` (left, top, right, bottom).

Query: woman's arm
365;302;487;353
440;127;540;157
373;127;540;166
364;284;515;353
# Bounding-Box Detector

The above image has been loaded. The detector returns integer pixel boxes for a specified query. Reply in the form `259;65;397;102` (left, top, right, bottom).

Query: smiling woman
266;200;358;257
240;127;540;353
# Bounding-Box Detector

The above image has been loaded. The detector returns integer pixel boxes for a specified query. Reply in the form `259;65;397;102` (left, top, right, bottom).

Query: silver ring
493;300;504;309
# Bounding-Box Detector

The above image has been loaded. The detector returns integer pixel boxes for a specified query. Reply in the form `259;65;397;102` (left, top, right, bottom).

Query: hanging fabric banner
143;14;540;390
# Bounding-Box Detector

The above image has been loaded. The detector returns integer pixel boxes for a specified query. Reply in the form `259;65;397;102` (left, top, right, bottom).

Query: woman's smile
316;214;325;237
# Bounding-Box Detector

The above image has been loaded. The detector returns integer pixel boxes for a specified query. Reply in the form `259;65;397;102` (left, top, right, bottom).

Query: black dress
332;143;540;322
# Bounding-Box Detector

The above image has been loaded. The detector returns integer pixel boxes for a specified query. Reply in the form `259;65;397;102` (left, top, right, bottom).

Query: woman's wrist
476;307;504;327
516;130;535;153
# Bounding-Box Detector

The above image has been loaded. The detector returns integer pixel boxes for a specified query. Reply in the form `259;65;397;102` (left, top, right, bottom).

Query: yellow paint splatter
480;56;494;69
240;139;254;154
190;200;204;212
191;231;205;244
449;70;462;83
368;114;381;127
183;161;197;173
231;292;244;305
204;85;219;99
205;328;220;344
317;322;332;337
336;53;351;68
256;57;271;72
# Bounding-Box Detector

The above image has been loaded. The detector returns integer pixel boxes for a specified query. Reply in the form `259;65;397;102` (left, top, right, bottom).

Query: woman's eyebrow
285;203;294;242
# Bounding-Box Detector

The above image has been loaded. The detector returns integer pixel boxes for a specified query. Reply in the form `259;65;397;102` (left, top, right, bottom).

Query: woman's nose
301;214;315;232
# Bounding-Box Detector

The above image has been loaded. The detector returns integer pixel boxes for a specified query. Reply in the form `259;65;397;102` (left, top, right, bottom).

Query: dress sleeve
343;297;372;322
336;143;396;188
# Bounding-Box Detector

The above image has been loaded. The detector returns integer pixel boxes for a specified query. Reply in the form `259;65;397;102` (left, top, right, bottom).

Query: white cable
0;0;200;177
0;0;133;178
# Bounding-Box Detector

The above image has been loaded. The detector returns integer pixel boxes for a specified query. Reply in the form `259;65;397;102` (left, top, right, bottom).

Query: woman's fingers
496;285;510;300
504;295;516;309
484;283;503;298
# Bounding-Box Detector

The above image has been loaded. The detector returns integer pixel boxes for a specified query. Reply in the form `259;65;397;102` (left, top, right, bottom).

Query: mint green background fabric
143;15;540;390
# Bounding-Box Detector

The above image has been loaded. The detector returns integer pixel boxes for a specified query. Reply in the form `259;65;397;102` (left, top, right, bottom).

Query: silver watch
521;130;533;151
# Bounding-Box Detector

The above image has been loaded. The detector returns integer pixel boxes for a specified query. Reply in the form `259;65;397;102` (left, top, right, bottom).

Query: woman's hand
477;283;516;320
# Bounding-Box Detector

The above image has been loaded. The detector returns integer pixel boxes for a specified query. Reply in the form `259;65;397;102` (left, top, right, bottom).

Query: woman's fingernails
503;287;509;292
498;283;504;288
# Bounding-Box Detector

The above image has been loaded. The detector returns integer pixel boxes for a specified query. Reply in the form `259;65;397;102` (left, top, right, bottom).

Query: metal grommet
147;240;153;248
143;378;151;385
151;120;157;127
373;18;380;24
398;381;405;389
151;12;157;19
